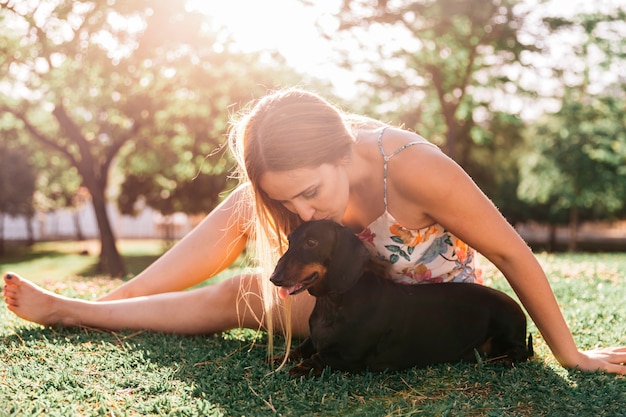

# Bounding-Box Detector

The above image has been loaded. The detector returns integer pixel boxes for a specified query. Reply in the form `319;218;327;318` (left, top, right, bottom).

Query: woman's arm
99;183;252;301
389;137;626;374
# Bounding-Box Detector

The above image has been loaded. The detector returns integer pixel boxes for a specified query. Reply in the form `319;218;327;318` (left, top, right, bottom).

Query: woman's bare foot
3;272;77;327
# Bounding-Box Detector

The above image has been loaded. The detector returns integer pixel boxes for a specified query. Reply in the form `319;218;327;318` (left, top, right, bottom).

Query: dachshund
270;220;533;377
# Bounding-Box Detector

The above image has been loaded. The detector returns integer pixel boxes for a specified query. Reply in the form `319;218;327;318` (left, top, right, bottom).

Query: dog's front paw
266;347;309;367
265;354;287;366
288;356;326;378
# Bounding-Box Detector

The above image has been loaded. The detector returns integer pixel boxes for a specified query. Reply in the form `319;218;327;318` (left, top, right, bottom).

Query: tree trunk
0;213;5;257
548;223;557;253
51;103;127;277
25;214;35;246
568;205;579;252
91;188;126;277
73;210;85;241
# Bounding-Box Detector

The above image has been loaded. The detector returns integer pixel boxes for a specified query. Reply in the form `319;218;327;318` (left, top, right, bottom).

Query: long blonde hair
228;88;360;356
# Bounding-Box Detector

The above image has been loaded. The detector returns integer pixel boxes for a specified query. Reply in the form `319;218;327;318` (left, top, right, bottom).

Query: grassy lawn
0;241;625;416
0;240;168;284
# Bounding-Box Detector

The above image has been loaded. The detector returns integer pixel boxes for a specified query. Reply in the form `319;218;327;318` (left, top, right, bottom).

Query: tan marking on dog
297;263;327;281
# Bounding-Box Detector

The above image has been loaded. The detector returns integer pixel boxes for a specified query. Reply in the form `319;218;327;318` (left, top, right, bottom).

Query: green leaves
0;0;305;272
384;237;415;263
333;0;531;162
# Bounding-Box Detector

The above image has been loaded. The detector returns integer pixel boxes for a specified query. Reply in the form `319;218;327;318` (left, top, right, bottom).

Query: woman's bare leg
2;272;313;336
96;185;252;302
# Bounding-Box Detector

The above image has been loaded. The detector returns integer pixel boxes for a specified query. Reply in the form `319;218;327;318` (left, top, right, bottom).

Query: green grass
0;240;167;283
1;243;625;416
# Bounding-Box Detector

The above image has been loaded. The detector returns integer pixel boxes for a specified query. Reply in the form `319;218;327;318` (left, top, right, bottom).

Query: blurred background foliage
0;0;625;274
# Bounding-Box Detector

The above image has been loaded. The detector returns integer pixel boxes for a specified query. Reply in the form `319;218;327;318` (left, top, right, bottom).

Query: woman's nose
292;201;316;222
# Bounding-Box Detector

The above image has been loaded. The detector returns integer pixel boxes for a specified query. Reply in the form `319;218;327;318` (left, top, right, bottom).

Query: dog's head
270;220;370;298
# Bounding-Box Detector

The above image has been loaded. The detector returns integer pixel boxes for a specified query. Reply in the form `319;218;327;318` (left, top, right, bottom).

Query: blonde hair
228;88;362;357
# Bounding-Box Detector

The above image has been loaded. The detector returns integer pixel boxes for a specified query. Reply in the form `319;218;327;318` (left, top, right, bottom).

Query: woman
3;88;625;374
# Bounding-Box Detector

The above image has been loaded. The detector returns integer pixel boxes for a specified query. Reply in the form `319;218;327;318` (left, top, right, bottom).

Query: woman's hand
566;347;626;375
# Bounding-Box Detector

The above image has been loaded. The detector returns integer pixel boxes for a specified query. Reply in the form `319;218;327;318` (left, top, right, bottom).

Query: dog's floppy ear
323;222;370;295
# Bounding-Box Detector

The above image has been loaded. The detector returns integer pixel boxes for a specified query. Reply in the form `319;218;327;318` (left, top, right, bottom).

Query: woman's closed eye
302;188;318;199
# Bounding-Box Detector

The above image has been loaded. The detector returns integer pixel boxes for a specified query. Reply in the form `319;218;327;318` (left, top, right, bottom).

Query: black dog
270;220;533;377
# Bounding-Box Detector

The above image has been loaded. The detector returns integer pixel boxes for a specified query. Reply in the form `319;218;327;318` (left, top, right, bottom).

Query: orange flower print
389;224;439;247
421;225;440;243
389;224;417;246
454;239;470;263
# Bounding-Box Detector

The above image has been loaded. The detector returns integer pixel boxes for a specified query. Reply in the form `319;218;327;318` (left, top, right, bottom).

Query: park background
0;1;625;416
1;0;625;276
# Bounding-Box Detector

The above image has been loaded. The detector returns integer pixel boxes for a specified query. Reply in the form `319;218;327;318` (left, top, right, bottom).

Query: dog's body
270;220;533;377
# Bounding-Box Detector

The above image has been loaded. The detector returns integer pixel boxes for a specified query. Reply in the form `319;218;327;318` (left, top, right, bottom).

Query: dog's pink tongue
278;287;292;300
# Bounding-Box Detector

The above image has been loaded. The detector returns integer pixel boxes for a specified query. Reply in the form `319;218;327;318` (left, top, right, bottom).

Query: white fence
4;203;626;244
2;203;197;241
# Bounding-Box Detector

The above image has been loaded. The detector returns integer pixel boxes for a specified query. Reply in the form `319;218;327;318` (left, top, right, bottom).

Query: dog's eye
305;238;318;248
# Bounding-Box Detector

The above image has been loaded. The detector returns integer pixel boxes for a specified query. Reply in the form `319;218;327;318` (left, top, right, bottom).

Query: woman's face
259;162;350;223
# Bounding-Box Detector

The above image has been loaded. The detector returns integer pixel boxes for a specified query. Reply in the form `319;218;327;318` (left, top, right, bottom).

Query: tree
518;92;626;251
517;6;626;251
0;0;303;275
114;41;303;227
35;164;89;242
327;0;537;165
0;142;36;255
464;110;528;224
0;0;166;275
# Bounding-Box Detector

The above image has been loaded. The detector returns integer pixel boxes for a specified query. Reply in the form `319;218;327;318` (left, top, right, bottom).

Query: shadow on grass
0;247;70;264
76;255;162;278
1;239;165;282
4;326;625;417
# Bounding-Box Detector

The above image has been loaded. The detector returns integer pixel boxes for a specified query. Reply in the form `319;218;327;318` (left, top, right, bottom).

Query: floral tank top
356;127;480;285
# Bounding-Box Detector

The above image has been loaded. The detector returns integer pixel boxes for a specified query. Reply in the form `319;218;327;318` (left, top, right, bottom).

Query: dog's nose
269;272;283;286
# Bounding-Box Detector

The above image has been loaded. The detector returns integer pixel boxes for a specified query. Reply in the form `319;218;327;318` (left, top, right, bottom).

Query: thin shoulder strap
377;127;439;210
